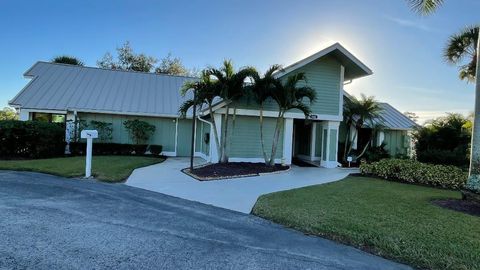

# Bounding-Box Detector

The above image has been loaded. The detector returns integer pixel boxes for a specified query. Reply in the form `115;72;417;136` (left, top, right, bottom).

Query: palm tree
179;71;222;160
52;55;84;66
249;65;283;163
267;73;316;166
343;94;383;161
444;26;479;82
406;0;480;192
206;60;257;163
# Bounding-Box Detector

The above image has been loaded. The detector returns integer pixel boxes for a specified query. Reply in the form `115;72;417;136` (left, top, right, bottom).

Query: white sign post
80;130;98;178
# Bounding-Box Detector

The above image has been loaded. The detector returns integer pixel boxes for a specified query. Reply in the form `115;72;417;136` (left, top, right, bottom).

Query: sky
1;0;478;124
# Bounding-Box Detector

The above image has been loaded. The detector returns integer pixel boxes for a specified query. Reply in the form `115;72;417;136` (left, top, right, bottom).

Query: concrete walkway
127;158;356;213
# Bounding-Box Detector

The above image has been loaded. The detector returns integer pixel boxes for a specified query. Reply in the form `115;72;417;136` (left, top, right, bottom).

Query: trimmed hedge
0;120;65;159
69;142;162;156
360;159;468;190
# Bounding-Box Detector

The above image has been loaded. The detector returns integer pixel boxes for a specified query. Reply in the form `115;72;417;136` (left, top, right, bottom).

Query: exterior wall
226;115;283;161
382;130;410;157
176;119;193;156
195;119;210;157
279;55;342;117
77;113;177;153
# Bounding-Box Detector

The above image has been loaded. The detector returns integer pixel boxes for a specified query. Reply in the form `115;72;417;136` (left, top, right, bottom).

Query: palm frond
289;102;312;118
178;99;195;118
406;0;444;15
443;25;479;64
295;86;316;102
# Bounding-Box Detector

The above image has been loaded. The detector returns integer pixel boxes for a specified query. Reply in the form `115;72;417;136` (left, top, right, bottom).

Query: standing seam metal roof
9;62;195;117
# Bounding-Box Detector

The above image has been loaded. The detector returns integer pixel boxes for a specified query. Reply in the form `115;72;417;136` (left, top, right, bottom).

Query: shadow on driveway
0;171;411;270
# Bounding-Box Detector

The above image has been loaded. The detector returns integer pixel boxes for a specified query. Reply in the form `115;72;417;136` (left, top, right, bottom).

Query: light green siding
227;115;283;159
78;113;176;152
281;56;342;116
383;130;409;157
322;129;328;161
177;119;193;156
328;129;338;161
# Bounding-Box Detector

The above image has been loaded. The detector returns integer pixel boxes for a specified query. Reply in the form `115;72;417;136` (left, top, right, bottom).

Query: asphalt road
0;171;411;270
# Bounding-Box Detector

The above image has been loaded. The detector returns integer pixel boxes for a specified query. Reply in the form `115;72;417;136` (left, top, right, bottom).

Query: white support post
282;118;294;165
81;130;98;178
210;113;222;163
310;122;317;161
18;109;30;121
320;121;340;168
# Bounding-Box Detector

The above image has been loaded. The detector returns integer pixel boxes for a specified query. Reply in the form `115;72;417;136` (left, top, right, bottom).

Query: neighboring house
9;43;415;167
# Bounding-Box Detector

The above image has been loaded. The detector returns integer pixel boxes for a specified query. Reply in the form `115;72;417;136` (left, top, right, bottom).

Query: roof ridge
34;61;198;79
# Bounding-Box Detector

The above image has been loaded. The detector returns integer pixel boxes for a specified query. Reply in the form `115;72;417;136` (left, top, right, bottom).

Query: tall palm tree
444;26;479;82
343;94;383;161
267;73;316;166
179;71;222;160
248;65;283;163
207;60;257;163
52;55;84;66
406;0;480;192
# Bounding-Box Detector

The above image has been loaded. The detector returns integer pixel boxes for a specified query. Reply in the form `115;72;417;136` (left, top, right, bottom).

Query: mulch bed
183;162;290;181
433;199;480;217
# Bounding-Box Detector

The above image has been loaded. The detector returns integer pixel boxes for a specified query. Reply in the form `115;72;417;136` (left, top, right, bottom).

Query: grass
252;176;480;270
0;155;164;182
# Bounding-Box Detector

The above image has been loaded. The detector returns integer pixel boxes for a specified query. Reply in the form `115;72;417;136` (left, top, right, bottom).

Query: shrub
148;145;163;155
0;120;65;159
69;142;161;157
123;119;155;145
90;120;113;142
416;148;468;167
360;159;468;190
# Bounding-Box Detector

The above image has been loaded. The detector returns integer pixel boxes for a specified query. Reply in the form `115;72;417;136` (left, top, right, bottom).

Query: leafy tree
405;0;480;191
249;64;283;163
404;111;419;123
123;119;155;145
0;107;18;120
206;60;257;163
52;55;84;66
97;41;157;72
267;73;316;166
342;94;383;162
413;113;471;166
155;53;189;76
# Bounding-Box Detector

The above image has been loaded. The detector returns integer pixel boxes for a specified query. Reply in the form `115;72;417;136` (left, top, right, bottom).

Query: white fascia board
67;108;179;119
215;108;342;121
273;43;372;79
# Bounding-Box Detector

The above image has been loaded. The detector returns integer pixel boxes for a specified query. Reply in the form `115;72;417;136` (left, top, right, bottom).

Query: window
32;112;65;124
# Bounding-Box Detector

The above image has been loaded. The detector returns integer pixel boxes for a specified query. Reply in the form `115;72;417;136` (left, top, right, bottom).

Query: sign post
80;130;98;178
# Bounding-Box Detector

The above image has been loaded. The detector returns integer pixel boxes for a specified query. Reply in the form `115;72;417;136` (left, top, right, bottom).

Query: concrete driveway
127;158;357;213
0;171;410;270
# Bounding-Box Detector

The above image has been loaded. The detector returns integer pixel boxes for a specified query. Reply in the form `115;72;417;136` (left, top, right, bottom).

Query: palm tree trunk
467;30;480;182
208;104;222;161
228;105;237;159
269;110;284;166
343;120;352;162
259;103;269;164
220;105;230;163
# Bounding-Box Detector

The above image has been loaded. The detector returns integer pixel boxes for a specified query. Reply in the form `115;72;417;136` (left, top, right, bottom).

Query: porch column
209;113;222;163
320;121;340;168
282;118;294;165
309;122;317;161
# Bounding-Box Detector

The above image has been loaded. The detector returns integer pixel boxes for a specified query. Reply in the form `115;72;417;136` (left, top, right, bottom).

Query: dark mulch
433;199;480;217
184;162;290;181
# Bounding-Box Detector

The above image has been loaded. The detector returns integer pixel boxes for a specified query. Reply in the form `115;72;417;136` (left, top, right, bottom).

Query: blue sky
1;0;478;123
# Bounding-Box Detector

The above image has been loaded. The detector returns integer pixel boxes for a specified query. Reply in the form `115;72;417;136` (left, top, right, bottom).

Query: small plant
123;119;155;145
90;120;113;142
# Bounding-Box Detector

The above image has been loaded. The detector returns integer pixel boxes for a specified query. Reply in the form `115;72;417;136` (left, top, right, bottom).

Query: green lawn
0;156;164;182
252;176;480;270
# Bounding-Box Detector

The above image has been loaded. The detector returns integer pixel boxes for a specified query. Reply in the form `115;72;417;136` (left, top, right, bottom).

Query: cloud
383;15;436;32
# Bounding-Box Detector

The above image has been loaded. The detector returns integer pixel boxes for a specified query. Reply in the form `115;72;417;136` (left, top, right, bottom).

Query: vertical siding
281;56;341;116
195;119;210;156
227;115;283;159
177;119;193;156
78;113;176;152
383;130;409;157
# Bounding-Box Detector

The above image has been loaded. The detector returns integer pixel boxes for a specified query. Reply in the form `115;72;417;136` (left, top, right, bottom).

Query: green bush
360;159;467;189
69;142;162;157
123;119;155;145
0;120;65;159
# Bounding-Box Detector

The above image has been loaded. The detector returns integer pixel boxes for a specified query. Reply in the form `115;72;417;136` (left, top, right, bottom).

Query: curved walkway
0;171;410;270
127;158;357;213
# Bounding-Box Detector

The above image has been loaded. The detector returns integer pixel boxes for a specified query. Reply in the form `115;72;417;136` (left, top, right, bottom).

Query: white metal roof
9;62;196;117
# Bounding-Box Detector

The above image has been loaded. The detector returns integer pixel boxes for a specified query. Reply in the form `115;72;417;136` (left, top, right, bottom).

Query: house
9;43;416;167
